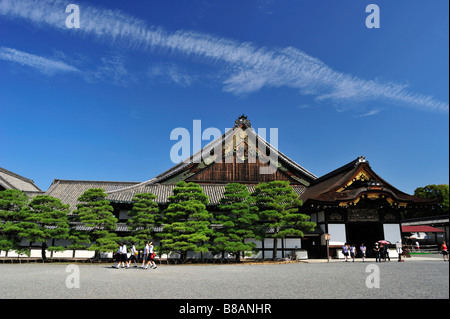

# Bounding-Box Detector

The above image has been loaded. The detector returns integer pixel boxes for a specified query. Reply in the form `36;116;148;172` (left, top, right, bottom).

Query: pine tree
252;181;315;260
0;189;33;256
27;195;71;261
73;188;118;258
214;183;260;262
127;192;161;251
160;181;212;263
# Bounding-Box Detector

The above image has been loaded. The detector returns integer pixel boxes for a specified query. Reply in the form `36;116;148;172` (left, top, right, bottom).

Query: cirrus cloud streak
0;0;448;112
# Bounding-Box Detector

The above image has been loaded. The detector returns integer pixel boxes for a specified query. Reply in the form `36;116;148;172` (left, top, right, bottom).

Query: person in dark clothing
383;244;390;261
373;243;381;262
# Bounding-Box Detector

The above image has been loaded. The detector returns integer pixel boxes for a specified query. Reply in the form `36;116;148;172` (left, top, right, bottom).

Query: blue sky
0;0;448;194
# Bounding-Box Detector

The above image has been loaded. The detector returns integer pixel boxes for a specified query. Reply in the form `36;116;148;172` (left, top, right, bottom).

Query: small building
402;215;449;246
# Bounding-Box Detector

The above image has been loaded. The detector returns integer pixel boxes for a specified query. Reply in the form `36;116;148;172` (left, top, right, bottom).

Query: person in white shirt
128;243;138;268
342;243;349;262
350;244;356;262
144;241;157;270
121;243;129;269
141;242;149;268
396;240;404;262
360;243;367;262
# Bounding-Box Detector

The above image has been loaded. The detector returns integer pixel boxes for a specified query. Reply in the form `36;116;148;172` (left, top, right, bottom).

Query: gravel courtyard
0;255;448;300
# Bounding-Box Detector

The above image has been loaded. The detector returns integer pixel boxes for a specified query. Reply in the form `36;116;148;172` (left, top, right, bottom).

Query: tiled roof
107;182;307;206
45;179;140;211
0;167;43;193
44;179;307;210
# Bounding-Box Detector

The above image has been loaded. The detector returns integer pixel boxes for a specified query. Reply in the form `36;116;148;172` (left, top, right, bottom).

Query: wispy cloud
355;109;381;118
148;63;194;87
0;46;80;75
0;0;448;112
89;53;135;87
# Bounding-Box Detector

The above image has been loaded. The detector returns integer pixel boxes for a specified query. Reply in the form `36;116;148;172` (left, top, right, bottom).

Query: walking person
441;241;449;261
121;242;129;268
145;241;157;269
113;243;122;269
141;241;149;268
342;243;349;262
350;244;356;262
360;243;367;262
127;242;138;268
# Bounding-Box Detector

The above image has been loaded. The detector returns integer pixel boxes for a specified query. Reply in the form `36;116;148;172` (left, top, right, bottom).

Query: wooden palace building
21;115;439;259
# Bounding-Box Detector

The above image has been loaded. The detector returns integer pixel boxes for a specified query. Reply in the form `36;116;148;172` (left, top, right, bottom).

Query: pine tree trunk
272;238;278;261
41;242;47;262
181;251;187;264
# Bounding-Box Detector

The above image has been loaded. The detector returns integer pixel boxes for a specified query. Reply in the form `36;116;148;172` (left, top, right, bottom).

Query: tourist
144;241;157;269
396;240;403;262
342;243;349;262
113;243;122;269
373;243;381;262
121;242;129;268
442;242;449;261
379;243;385;261
350;244;356;262
415;241;420;251
127;242;138;268
383;243;390;262
360;243;367;262
141;241;149;268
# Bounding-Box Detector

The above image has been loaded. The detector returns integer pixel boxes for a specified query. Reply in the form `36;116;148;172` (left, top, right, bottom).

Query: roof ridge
51;179;141;184
0;166;42;191
106;178;158;194
311;156;366;185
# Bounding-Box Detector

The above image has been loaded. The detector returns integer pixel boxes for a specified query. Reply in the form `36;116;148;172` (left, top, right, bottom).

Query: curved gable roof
299;157;435;206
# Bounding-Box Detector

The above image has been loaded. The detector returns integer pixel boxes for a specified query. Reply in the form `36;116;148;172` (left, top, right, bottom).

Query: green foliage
127;192;161;247
214;183;259;260
73;188;117;257
160;181;212;262
27;195;71;259
414;184;449;214
0;189;33;255
251;181;315;259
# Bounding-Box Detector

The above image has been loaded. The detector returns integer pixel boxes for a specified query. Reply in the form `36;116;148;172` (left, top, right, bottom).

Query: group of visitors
342;240;450;262
342;243;366;262
113;241;157;270
341;242;391;262
373;242;390;262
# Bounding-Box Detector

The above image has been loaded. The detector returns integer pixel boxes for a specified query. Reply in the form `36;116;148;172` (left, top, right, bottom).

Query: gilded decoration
347;208;379;222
